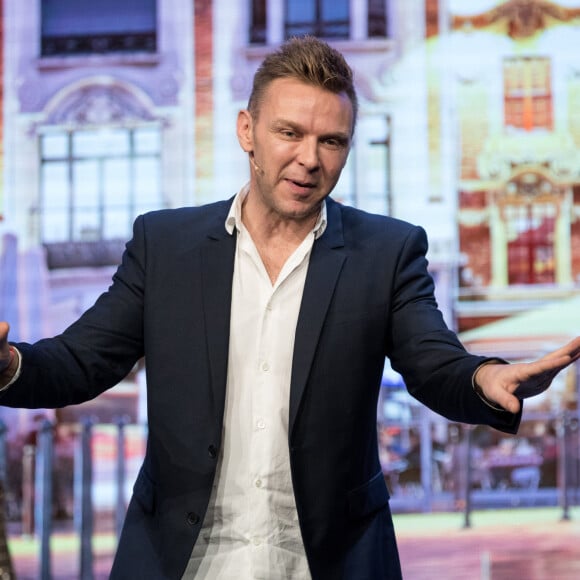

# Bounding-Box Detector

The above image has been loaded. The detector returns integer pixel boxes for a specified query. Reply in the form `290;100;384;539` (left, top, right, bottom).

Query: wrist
472;359;509;412
0;346;19;384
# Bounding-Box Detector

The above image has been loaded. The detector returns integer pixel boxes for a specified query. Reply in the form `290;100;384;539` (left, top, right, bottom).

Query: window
332;118;391;214
506;202;555;285
504;56;553;131
368;0;388;37
250;0;267;44
368;117;392;215
285;0;350;39
504;172;557;285
41;0;157;57
40;126;162;244
250;1;389;44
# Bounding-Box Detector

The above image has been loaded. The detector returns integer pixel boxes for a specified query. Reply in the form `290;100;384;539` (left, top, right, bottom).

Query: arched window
39;83;163;251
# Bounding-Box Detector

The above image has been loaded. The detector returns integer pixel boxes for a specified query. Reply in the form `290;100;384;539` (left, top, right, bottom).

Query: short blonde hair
248;36;358;134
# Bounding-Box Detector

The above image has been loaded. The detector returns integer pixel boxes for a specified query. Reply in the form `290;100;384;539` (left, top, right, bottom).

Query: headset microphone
249;152;264;175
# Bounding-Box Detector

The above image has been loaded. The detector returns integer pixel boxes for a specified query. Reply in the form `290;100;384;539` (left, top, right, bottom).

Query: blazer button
208;444;217;458
187;512;200;526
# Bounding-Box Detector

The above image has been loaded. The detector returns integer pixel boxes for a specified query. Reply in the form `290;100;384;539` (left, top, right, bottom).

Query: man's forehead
260;78;354;126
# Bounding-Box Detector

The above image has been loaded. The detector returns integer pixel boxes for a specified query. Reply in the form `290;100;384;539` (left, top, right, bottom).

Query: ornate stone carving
452;0;580;39
44;83;155;126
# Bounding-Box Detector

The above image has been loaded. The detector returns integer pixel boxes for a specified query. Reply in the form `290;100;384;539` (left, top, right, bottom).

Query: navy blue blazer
1;197;520;579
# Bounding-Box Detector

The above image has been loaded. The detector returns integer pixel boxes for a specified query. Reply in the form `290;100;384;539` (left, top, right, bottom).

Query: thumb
0;321;10;349
492;390;521;414
0;322;12;372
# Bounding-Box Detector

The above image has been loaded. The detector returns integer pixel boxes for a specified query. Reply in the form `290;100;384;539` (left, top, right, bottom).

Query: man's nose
296;139;320;170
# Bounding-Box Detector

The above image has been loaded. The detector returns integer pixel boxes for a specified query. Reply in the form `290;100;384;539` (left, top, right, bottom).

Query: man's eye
281;130;296;138
324;138;345;149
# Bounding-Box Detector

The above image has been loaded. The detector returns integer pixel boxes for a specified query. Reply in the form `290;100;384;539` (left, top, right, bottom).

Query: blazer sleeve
0;216;148;409
386;225;521;434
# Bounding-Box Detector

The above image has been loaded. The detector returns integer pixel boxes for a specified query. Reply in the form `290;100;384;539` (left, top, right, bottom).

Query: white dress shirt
183;185;326;579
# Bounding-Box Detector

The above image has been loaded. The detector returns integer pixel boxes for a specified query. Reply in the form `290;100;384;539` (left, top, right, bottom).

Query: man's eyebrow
270;118;301;131
270;119;350;142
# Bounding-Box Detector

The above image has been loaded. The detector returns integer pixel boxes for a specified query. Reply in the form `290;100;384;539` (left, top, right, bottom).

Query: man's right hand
0;322;15;377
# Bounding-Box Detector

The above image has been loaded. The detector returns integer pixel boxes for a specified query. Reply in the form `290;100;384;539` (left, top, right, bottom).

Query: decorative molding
43;82;156;127
477;133;580;183
452;0;580;39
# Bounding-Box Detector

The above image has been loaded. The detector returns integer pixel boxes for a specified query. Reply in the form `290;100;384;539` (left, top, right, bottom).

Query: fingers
475;339;580;414
527;353;578;380
490;389;521;414
0;322;9;349
541;337;580;363
0;322;12;375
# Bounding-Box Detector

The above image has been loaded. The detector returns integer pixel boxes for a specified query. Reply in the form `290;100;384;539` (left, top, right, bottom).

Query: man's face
237;77;353;225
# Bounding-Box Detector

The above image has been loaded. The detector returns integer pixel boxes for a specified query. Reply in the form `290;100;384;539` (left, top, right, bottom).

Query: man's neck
241;198;319;284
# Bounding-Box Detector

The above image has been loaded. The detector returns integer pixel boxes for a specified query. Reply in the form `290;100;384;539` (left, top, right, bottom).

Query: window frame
39;125;163;247
40;0;158;57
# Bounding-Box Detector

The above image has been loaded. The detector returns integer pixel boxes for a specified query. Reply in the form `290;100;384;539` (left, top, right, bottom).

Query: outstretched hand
0;322;12;375
474;337;580;414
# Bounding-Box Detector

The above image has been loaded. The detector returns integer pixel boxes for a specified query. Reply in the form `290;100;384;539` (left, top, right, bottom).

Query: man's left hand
474;337;580;414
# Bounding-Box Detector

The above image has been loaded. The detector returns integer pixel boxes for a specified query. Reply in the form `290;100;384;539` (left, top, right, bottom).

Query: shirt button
252;537;261;546
208;444;217;458
256;419;265;430
261;361;269;372
186;512;200;526
255;478;262;488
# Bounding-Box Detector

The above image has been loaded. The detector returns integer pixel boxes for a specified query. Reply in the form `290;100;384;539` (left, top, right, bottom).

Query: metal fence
0;416;140;580
2;408;580;578
380;407;580;521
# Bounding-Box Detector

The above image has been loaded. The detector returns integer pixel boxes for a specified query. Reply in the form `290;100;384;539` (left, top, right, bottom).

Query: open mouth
288;178;315;190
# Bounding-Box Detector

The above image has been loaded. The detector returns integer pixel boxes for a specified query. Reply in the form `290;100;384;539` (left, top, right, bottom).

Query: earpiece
249;152;264;175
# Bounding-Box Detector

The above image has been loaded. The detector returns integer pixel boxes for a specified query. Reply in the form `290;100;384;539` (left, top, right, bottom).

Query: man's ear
236;109;254;153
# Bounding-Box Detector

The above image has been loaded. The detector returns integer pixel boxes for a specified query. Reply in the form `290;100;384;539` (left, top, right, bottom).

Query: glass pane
134;158;160;205
368;0;388;37
135;200;162;216
287;0;315;24
73;209;100;241
250;0;267;43
42;0;156;36
73;160;100;207
366;146;388;203
134;128;161;154
73;129;130;157
42;210;69;242
41;163;69;208
332;155;355;206
73;130;104;157
104;209;131;239
41;133;68;159
104;159;131;206
103;129;130;155
322;0;349;37
322;0;348;20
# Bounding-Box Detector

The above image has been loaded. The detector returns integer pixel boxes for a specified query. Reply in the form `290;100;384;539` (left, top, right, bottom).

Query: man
1;36;579;579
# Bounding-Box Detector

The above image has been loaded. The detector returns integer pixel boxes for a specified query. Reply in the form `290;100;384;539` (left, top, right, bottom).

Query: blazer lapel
289;199;346;435
200;203;236;423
